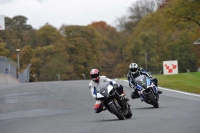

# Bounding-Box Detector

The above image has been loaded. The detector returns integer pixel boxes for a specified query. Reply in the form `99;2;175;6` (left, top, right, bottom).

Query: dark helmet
129;63;138;73
90;69;100;83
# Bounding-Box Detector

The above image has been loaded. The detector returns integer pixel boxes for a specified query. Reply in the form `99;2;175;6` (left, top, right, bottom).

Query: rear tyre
109;100;124;120
147;94;159;108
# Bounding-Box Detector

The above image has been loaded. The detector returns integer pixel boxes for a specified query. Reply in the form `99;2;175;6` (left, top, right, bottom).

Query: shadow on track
132;106;163;109
93;118;133;122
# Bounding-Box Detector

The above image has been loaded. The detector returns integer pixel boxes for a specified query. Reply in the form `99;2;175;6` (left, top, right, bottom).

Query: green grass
120;72;200;94
155;72;200;94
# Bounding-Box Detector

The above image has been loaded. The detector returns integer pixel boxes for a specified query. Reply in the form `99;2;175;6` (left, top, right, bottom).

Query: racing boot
152;78;162;94
131;90;140;99
156;85;162;94
158;89;162;94
95;104;106;113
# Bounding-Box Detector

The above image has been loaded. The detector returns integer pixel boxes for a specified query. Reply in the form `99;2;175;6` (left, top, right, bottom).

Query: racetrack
0;80;200;133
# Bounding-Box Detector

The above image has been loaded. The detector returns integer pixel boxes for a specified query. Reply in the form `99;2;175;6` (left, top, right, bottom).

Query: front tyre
124;107;132;119
147;94;159;108
109;100;124;120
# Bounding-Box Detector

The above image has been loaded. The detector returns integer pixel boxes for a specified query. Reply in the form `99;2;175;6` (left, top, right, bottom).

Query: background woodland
0;0;200;81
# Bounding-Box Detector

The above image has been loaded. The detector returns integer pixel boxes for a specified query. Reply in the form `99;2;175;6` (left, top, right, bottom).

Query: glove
112;84;118;89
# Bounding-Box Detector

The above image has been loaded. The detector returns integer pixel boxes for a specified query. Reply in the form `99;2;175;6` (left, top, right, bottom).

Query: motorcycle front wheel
108;99;124;120
124;107;132;119
147;93;159;108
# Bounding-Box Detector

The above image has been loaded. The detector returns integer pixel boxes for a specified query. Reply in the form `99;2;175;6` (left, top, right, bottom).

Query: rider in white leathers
89;68;128;113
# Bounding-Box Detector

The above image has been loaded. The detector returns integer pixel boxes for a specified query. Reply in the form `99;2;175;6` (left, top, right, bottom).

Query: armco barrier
0;56;17;78
0;73;20;85
0;56;31;83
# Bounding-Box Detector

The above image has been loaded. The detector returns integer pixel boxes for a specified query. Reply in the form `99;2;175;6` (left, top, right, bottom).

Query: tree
30;57;42;79
12;15;32;29
38;54;68;81
60;25;102;77
5;17;14;30
20;45;33;70
123;0;200;73
37;25;61;46
22;29;38;48
90;21;128;77
163;0;200;27
116;0;156;34
0;38;10;57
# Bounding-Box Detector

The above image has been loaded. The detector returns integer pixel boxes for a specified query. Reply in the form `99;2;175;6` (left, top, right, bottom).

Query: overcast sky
0;0;138;29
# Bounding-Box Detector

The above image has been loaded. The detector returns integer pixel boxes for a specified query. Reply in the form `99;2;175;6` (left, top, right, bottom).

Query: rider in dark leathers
127;63;162;99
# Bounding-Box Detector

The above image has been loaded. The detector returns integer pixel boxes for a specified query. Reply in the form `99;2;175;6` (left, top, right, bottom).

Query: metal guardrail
0;56;17;78
19;64;31;82
0;56;31;83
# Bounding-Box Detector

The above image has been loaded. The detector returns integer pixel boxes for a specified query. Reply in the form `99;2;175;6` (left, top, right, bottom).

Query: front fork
138;88;158;102
138;90;145;101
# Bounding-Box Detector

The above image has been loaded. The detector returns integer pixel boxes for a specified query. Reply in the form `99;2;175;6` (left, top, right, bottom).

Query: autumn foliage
0;0;200;81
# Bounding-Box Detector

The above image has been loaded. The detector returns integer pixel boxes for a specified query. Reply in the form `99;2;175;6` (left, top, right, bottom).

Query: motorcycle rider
89;68;128;113
127;63;162;99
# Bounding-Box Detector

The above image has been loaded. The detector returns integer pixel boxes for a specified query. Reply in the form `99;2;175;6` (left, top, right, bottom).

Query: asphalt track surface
0;80;200;133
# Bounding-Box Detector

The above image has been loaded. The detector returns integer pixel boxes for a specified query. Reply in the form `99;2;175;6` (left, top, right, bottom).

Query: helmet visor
130;68;137;72
91;74;99;78
92;77;99;83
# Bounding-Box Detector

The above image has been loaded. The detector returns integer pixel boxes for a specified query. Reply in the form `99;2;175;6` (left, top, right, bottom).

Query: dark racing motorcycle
134;75;159;108
96;85;132;120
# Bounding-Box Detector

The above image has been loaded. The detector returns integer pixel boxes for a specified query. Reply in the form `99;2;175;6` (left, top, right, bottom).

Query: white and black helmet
129;63;138;73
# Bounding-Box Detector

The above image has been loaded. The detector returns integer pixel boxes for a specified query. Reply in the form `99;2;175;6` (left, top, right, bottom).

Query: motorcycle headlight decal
97;93;104;98
136;84;142;91
107;85;113;94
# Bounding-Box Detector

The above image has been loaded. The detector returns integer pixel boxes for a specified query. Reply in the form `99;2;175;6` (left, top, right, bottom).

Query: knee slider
95;108;102;113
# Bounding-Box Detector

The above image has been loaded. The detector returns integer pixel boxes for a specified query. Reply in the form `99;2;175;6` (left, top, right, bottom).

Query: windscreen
134;75;148;89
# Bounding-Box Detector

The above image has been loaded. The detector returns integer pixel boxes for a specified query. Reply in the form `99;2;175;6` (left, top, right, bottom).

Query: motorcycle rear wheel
109;100;124;120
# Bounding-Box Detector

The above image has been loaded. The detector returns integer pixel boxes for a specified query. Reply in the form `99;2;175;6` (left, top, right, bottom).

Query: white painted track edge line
118;79;200;97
